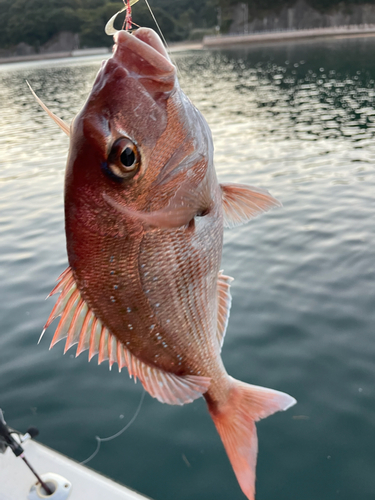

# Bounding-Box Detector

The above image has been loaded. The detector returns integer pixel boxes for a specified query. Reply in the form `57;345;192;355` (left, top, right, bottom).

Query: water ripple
0;37;375;500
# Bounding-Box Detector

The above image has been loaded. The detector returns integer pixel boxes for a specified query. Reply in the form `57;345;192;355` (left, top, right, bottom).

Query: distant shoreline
0;42;203;65
203;24;375;47
0;48;110;65
1;25;375;65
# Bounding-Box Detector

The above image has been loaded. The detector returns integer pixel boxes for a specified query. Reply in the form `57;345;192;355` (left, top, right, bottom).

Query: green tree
3;0;372;51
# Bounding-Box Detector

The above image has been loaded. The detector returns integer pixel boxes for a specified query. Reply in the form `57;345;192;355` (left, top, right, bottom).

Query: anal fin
127;356;210;405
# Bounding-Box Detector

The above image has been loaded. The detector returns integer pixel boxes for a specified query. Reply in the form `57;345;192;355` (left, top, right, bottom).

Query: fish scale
38;27;296;500
140;218;220;374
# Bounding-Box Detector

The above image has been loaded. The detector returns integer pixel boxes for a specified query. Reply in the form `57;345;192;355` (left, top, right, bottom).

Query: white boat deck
0;437;151;500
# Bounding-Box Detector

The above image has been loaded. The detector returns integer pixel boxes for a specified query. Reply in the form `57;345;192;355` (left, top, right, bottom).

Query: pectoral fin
220;182;282;228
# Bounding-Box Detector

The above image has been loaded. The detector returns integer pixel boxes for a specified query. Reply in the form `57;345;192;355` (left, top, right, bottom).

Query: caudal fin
208;376;296;500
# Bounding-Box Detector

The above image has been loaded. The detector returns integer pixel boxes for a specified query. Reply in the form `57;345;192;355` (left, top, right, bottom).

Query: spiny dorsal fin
43;267;210;405
220;182;282;228
217;271;234;350
26;81;70;136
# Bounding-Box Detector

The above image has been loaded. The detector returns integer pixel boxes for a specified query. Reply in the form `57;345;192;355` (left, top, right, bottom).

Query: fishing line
143;0;181;76
143;0;169;51
80;390;145;466
142;0;181;74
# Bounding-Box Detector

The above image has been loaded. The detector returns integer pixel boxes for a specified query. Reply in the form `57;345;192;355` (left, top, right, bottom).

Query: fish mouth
112;28;175;89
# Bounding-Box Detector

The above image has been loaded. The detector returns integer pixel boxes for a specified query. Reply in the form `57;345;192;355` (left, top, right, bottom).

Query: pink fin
220;183;282;228
98;326;108;364
217;271;234;349
117;342;126;372
76;311;95;357
26;81;70;136
50;288;80;348
44;276;76;330
55;267;71;283
64;301;88;353
108;335;118;369
209;377;295;500
48;267;72;297
127;353;211;405
88;317;103;361
45;267;210;404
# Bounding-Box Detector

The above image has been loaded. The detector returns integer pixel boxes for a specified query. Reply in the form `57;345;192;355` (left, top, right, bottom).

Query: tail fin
208;376;296;500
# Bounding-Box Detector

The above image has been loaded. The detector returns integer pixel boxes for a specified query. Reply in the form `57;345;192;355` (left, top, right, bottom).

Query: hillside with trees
0;0;374;52
0;0;218;50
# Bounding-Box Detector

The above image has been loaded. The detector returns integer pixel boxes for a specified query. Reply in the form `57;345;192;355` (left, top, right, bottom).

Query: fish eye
120;147;135;167
107;137;140;180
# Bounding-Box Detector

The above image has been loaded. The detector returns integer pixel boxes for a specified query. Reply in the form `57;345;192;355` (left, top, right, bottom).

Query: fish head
65;27;213;248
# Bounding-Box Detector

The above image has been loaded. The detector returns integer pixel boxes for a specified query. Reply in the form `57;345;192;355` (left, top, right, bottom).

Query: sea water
0;35;375;500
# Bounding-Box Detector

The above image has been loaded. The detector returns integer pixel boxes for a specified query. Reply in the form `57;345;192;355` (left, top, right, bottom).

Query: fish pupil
121;147;135;167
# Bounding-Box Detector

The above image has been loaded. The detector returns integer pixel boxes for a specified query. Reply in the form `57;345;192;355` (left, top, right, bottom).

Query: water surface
0;36;375;500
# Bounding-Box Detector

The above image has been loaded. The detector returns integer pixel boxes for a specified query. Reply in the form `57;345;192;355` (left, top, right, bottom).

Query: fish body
43;28;295;500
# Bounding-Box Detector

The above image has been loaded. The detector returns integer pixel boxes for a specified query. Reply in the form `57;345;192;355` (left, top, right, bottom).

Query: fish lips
112;28;176;95
71;28;175;161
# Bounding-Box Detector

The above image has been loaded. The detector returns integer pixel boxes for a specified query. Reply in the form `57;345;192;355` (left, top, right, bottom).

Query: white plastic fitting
28;472;72;500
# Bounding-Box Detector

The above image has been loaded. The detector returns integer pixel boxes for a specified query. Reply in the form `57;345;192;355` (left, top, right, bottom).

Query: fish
36;27;296;500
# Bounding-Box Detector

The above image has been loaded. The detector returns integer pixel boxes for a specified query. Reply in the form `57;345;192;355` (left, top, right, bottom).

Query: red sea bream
40;28;296;500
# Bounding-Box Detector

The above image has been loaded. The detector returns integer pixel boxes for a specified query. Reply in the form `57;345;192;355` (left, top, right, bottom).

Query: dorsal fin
217;271;233;349
43;267;210;405
220;182;282;228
